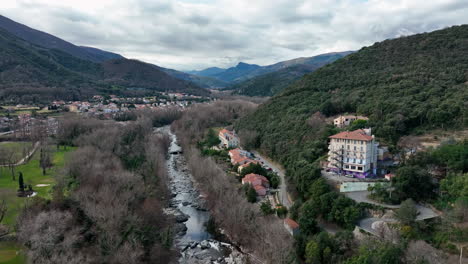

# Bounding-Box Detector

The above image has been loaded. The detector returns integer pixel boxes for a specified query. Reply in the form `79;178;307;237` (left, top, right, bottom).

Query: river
161;127;246;264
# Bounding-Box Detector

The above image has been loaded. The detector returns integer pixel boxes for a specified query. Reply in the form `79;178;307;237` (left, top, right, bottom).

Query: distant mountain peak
235;62;260;68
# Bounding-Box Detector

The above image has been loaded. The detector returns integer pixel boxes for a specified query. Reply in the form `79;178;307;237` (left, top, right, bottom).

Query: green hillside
230;64;315;96
237;25;468;195
0;27;206;103
228;52;352;96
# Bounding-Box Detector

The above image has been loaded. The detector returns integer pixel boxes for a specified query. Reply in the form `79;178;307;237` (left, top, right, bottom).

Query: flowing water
166;127;211;242
160;126;246;263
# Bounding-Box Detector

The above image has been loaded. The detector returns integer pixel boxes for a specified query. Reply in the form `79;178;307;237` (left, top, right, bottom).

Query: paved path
0;141;40;167
358;217;397;236
0;131;13;136
344;190;440;220
252;151;292;208
344;191;400;208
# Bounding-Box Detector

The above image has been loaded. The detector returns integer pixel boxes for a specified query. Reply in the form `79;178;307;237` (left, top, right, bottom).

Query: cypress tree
18;172;24;192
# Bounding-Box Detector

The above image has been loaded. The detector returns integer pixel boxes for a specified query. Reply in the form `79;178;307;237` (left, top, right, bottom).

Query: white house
333;115;368;128
219;129;239;148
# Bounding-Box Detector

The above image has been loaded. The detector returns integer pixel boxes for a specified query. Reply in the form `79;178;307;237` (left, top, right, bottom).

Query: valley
0;5;467;264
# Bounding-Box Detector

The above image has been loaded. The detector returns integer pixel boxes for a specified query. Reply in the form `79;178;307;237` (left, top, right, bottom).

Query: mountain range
0;15;207;102
0;14;354;102
229;52;353;96
0;15;123;63
187;51;353;94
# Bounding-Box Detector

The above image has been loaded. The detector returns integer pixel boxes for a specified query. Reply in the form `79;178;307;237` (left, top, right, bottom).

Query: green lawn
0;142;33;164
0;146;74;227
0;241;26;264
0;146;74;264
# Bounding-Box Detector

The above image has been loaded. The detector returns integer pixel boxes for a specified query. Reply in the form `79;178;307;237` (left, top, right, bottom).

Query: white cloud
1;0;468;70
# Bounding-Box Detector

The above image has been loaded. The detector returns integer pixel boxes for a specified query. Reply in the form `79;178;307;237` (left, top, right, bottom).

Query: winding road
251;151;292;208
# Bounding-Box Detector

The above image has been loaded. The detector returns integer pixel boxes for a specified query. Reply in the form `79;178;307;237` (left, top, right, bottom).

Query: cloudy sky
2;0;468;70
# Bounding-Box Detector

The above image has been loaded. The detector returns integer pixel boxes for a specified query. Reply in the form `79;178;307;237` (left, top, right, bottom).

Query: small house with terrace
237;160;260;173
333;115;368;128
284;218;300;236
242;173;270;196
228;148;254;165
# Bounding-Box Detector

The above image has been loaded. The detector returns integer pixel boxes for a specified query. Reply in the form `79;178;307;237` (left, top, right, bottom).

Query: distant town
0;92;211;134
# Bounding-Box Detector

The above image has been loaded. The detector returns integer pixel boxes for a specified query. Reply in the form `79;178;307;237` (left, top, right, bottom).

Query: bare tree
306;111;327;131
3;148;17;180
39;145;52;175
0;199;6;223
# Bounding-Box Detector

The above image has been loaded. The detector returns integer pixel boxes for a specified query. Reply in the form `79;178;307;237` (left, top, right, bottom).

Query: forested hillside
237;25;468;196
188;52;352;89
229;52;353;96
0;28;207;103
0;15;123;62
230;64;316;96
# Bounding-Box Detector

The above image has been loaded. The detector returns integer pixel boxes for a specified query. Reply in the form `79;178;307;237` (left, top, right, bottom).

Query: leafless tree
398;135;422;163
3;147;17;180
306;111;327;131
182;145;293;263
39;144;52;175
0;199;6;223
238;129;259;151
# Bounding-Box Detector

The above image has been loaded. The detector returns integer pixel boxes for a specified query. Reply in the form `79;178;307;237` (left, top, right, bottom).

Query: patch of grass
0;142;33;164
0;241;26;264
0;146;75;227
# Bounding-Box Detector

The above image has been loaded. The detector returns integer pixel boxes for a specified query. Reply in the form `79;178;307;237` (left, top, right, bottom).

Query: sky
1;0;468;71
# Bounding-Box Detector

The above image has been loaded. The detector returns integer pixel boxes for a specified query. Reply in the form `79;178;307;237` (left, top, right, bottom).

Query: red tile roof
242;173;269;187
329;129;373;141
253;185;266;191
284;218;299;229
238;160;259;169
229;148;251;164
219;129;235;138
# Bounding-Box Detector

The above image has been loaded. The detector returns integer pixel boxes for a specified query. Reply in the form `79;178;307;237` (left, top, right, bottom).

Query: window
354;146;356;150
345;165;349;169
351;166;356;170
358;166;363;171
347;145;350;150
361;146;363;151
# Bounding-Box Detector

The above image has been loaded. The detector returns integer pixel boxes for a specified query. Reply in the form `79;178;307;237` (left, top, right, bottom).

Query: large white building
219;129;239;148
327;128;378;178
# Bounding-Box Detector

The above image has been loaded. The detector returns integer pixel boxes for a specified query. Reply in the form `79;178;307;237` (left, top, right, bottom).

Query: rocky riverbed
161;127;246;264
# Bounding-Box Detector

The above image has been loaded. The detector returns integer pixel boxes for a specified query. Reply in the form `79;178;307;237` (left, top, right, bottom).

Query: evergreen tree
246;185;257;203
18;172;24;192
395;199;418;226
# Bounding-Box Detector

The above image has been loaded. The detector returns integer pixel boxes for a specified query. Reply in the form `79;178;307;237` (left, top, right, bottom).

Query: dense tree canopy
237;25;468;202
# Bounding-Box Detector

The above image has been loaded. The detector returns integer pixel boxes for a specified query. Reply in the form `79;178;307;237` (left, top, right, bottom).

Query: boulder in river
190;242;199;249
175;213;189;223
200;240;211;249
174;223;188;236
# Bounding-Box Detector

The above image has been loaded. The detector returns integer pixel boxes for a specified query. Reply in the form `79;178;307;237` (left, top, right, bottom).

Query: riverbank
161;127;247;263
